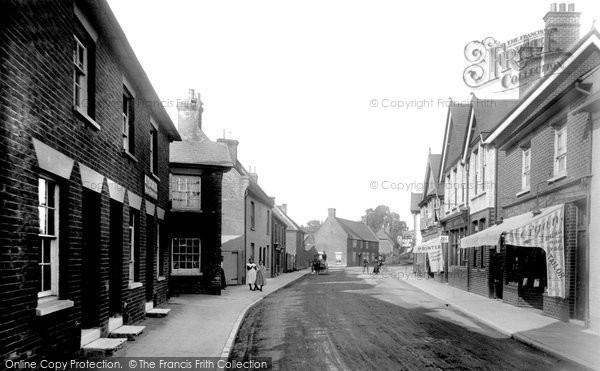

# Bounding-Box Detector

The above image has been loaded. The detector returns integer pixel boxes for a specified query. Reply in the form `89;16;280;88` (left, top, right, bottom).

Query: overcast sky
107;0;599;227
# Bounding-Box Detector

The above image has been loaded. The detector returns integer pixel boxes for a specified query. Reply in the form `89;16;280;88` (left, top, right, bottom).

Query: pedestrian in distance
220;256;227;290
363;257;369;274
246;258;257;291
255;260;266;291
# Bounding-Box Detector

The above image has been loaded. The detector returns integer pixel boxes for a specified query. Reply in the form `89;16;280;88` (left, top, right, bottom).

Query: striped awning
460;204;563;249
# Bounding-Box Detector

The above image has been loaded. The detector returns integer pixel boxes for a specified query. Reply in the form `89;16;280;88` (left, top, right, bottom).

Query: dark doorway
575;229;586;320
146;217;155;302
109;200;123;316
82;189;101;328
489;250;504;299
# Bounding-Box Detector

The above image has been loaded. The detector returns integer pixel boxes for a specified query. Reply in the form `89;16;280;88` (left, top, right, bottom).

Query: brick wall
0;0;174;361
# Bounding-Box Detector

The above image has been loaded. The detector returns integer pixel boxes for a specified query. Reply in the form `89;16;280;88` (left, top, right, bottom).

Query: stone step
145;301;154;312
108;316;123;333
80;328;101;348
109;325;145;341
146;308;171;318
81;338;126;357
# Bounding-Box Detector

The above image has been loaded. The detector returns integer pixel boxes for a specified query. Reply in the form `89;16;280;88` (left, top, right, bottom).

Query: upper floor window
123;86;135;154
250;201;256;230
473;149;479;195
266;210;270;235
522;147;531;190
73;36;87;111
480;146;486;190
150;124;158;175
170;175;201;209
554;125;567;177
453;168;458;208
38;177;59;297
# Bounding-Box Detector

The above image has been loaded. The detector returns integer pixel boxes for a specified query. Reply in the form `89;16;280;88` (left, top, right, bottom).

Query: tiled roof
471;98;519;143
410;192;422;213
273;205;302;231
336;218;378;242
443;103;470;172
170;140;233;167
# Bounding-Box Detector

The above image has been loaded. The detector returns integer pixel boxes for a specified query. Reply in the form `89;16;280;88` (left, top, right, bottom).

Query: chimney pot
559;3;566;11
567;3;574;11
281;204;288;214
328;208;336;218
550;3;557;11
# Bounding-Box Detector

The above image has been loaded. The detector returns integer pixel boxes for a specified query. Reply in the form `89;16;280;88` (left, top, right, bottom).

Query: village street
229;266;584;371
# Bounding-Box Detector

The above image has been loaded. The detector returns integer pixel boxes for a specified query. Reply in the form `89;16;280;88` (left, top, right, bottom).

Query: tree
301;220;323;234
362;205;408;245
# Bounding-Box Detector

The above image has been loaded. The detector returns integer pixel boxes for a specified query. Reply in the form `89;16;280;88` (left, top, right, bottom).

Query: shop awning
460;204;563;248
414;236;441;253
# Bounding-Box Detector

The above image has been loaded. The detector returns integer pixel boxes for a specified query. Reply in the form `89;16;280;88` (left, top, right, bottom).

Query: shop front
441;209;469;288
414;236;445;279
461;204;569;320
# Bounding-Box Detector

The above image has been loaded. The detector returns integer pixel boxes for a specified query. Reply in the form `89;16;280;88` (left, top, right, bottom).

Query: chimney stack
542;3;580;74
177;88;204;141
328;208;336;218
280;203;288;214
217;137;239;164
248;166;258;183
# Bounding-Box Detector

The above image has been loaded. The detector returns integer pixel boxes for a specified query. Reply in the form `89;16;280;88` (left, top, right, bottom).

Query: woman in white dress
246;258;257;290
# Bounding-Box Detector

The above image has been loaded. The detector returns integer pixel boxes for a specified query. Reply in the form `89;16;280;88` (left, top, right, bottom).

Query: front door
146;217;155;302
489;250;504;299
223;251;238;285
109;200;123;316
82;189;100;328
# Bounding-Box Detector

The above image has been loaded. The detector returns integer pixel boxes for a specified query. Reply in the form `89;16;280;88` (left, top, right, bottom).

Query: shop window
505;245;546;289
170;175;201;209
172;238;201;275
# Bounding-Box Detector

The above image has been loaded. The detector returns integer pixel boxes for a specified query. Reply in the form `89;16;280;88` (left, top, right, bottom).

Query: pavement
385;264;600;370
113;269;309;358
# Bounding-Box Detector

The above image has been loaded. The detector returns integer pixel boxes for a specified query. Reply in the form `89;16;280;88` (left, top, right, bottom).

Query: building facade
168;90;233;295
0;0;180;361
314;208;379;267
271;211;287;276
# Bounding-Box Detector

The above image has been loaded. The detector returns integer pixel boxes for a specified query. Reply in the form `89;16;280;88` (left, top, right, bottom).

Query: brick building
0;0;180;361
273;204;306;270
414;153;444;278
271;211;287;276
314;208;379;267
168;90;233;295
463;11;600;321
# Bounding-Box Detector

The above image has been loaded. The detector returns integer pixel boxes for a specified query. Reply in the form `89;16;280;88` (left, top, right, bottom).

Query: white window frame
554;125;567;177
473;149;479;195
38;177;59;298
128;211;137;283
73;36;87;112
171;238;201;276
170;175;201;209
522;148;531;191
480;146;486;190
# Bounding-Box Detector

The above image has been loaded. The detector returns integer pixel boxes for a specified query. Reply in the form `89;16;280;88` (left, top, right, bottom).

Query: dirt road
229;267;584;370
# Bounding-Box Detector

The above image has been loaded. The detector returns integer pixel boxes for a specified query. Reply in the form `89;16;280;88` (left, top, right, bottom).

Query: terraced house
0;0;181;361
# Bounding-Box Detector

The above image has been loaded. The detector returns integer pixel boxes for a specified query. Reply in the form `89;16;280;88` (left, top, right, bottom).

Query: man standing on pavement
363;257;369;274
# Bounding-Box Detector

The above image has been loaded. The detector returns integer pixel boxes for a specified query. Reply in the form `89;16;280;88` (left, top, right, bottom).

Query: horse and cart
312;251;328;275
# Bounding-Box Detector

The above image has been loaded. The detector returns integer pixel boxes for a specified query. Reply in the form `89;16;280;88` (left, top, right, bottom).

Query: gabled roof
461;97;518;161
485;29;600;144
440;102;470;177
273;204;302;231
375;226;395;244
247;179;273;207
410;192;422;213
421;153;443;203
336;218;378;242
170;140;233;168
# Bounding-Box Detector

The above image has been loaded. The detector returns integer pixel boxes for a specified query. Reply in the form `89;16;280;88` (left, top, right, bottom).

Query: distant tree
301;220;323;234
362;206;408;245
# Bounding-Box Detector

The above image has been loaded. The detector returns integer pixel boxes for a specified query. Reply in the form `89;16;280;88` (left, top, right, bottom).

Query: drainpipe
243;188;248;285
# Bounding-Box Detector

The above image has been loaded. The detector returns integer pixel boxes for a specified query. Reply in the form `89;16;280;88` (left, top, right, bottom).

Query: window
522;147;531;190
353;240;357;248
473;149;479;195
38;178;59;297
171;238;201;275
479;246;486;268
170;175;201;209
453;168;458;208
128;209;138;283
554;125;567;177
480;147;486;190
73;36;87;112
250;202;256;230
461;167;465;203
266;210;270;235
150;125;158;175
123;86;134;154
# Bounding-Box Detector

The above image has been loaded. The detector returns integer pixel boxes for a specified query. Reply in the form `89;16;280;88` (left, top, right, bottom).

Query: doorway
146;217;155;302
109;200;123;317
82;189;101;328
489;250;504;299
223;251;239;285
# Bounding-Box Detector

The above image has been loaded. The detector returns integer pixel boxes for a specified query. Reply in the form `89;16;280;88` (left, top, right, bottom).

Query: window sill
171;271;203;277
36;297;74;316
157;276;166;282
547;174;567;184
123;150;138;163
516;189;530;198
74;106;100;131
170;208;202;213
128;282;143;290
470;191;486;201
150;172;160;182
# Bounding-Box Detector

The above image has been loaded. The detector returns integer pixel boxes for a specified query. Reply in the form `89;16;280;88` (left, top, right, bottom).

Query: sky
107;0;600;227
